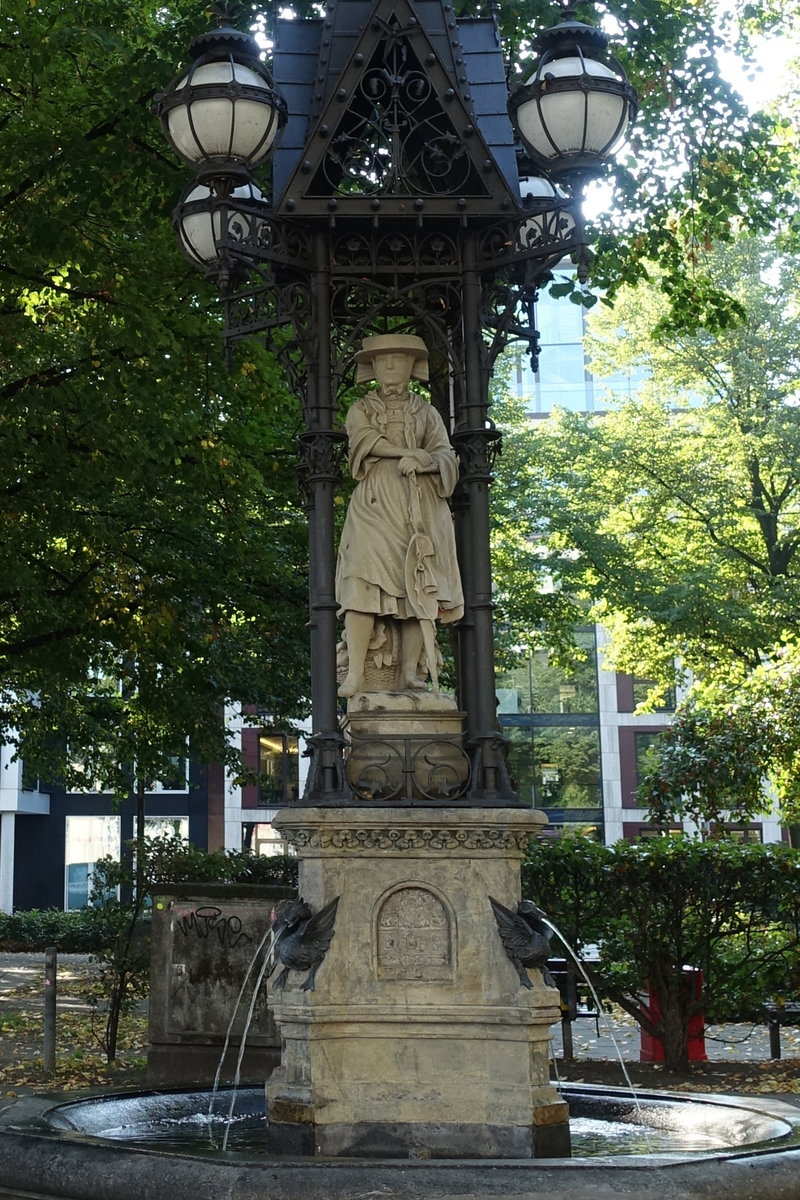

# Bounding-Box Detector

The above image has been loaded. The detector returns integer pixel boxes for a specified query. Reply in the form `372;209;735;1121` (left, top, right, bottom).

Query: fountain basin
0;1083;797;1200
42;1083;795;1158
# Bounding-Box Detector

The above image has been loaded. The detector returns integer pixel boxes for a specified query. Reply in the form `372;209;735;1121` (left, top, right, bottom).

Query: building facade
0;742;218;913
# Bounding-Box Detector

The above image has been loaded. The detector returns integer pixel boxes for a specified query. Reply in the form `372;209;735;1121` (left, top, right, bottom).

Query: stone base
266;1112;571;1159
268;806;566;1159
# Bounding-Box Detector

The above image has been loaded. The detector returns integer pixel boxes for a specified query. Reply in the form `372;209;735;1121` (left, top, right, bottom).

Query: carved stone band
272;806;546;855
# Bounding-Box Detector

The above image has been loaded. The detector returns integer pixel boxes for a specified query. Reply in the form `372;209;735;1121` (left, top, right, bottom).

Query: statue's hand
399;450;433;475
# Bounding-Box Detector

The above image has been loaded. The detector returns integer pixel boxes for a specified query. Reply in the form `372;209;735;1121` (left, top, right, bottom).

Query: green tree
497;0;799;326
3;0;798;780
524;835;800;1071
524;237;800;694
640;648;800;828
490;387;586;667
1;0;311;784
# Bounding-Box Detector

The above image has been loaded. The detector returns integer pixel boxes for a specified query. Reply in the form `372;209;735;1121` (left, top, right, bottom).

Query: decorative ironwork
452;427;502;485
476;210;578;273
303;731;352;803
466;731;517;803
331;227;461;274
307;23;487;202
344;730;471;804
218;214;314;273
297;430;347;508
223;275;311;340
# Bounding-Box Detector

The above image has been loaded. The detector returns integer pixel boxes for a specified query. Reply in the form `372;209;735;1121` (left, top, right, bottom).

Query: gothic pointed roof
271;0;522;217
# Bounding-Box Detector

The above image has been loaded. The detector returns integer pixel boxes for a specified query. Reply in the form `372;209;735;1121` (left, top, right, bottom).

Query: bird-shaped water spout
269;895;340;992
488;896;556;991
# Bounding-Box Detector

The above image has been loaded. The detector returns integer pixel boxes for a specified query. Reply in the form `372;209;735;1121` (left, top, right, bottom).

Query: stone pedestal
266;807;568;1159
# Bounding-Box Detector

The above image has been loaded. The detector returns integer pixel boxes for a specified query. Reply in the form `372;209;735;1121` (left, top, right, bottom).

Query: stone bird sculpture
489;896;556;991
270;895;340;992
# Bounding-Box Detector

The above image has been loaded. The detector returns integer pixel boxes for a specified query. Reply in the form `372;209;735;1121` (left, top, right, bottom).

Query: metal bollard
43;946;57;1076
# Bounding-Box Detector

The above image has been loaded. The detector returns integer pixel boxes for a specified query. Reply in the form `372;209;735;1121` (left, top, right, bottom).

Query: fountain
4;4;796;1196
1;871;799;1200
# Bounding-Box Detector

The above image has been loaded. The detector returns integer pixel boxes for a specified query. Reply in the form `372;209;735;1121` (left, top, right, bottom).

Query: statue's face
371;350;416;389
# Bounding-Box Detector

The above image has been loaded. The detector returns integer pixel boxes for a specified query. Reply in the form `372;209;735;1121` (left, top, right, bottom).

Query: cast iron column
454;233;517;804
300;229;350;802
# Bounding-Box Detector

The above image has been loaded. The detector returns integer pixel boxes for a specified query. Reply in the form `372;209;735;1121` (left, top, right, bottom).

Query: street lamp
172;178;267;284
509;1;638;181
154;15;286;187
154;0;635;808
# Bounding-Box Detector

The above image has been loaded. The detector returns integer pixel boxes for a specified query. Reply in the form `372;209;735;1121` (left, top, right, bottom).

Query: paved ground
0;952;94;1014
550;1004;800;1064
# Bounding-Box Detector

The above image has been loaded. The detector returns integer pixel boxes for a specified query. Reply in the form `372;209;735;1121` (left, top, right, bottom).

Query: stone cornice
272;806;546;854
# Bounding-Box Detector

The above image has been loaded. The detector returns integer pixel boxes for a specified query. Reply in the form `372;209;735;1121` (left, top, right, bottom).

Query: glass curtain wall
497;629;604;837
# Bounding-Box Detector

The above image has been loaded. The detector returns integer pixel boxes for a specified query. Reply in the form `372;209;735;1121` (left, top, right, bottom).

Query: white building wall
596;626;675;843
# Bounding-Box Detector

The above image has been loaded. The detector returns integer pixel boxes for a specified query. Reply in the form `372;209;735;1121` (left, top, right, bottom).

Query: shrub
523;834;800;1069
0;908;105;952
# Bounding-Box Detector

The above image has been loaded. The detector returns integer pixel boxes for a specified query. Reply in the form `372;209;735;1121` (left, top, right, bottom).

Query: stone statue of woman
336;334;464;699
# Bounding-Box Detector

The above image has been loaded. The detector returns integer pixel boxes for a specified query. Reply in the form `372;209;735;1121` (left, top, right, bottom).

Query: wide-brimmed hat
354;334;429;383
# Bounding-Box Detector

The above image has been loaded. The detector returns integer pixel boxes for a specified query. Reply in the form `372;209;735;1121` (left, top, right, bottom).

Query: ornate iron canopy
154;0;635;807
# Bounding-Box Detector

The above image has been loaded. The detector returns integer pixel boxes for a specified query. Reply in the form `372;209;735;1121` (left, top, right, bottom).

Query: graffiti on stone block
174;905;253;949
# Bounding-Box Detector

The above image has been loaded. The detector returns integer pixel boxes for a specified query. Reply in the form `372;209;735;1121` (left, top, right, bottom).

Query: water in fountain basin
44;1087;795;1159
542;916;655;1150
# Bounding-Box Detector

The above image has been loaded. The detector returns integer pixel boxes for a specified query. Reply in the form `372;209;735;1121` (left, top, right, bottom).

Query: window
533;726;602;808
64;815;120;910
545;821;602;840
146;757;188;793
258;733;299;807
634;731;665;787
144;816;189;842
21;765;47;794
630;824;683;839
632;678;676;712
505;725;602;809
242;821;293;856
713;825;763;844
496;629;599;716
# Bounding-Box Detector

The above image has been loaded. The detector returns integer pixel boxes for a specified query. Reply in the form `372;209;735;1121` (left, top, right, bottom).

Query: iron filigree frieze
219;213;315;272
345;731;471;804
223;275;312;344
320;45;480;198
331;227;460;274
476;210;580;273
